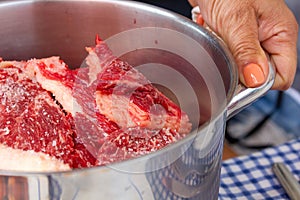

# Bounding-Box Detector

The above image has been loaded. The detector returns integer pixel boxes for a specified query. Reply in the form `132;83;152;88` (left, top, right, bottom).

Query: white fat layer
0;144;70;172
26;58;83;115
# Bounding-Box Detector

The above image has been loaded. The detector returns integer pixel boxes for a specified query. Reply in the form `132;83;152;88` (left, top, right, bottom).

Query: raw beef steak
88;37;191;134
0;65;73;163
0;36;192;170
0;63;96;169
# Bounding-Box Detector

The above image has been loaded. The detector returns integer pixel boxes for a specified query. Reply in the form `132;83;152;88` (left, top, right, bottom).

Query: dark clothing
134;0;193;18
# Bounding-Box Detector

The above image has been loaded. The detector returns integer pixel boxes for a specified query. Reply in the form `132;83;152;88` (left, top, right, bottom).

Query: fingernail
196;14;204;26
243;63;265;87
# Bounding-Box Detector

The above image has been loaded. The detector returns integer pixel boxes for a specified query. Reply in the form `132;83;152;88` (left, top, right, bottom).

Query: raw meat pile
0;36;192;171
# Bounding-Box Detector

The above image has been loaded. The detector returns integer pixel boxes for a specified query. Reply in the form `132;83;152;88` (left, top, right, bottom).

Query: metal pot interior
0;0;236;174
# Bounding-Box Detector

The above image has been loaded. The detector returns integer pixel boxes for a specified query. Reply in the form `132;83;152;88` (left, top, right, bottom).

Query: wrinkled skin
189;0;298;90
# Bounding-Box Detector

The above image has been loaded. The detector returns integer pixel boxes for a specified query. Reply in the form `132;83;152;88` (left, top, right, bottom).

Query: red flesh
0;36;191;169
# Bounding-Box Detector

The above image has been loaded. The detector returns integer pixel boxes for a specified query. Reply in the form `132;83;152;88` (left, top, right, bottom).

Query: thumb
205;5;269;88
224;14;268;88
233;31;268;88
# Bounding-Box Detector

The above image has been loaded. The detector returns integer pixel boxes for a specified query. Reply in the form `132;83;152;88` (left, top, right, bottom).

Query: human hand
189;0;298;90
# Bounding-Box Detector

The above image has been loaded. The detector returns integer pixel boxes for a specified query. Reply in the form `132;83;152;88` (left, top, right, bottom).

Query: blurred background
135;0;300;158
136;0;193;18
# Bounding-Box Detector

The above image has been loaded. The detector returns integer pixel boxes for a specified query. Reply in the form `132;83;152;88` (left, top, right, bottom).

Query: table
219;138;300;199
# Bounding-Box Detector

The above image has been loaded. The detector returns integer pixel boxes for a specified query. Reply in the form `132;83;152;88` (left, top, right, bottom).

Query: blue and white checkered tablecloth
219;138;300;200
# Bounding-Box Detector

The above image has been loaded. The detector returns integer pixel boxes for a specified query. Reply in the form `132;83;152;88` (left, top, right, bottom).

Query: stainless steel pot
0;0;274;199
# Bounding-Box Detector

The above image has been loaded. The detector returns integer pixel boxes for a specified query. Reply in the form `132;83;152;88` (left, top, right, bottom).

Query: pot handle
226;55;275;119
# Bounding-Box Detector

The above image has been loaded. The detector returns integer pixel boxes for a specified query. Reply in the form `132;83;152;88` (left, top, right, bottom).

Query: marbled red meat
0;66;73;158
89;41;192;134
0;64;96;169
0;36;192;170
97;127;182;165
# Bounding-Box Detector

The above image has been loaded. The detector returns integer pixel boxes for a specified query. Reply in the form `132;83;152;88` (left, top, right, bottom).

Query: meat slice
87;39;192;134
24;57;83;116
0;65;73;159
0;35;192;170
22;57;121;161
0;66;73;156
0;64;95;169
